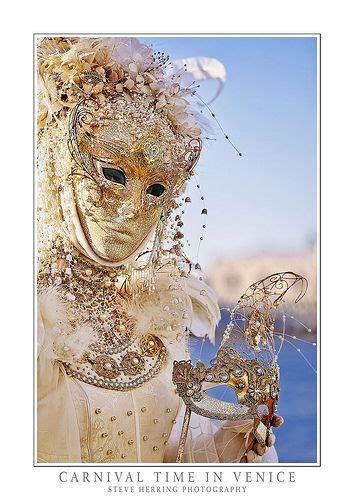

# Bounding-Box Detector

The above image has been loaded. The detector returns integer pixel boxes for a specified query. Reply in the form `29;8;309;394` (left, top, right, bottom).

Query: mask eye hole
102;167;126;186
147;183;165;197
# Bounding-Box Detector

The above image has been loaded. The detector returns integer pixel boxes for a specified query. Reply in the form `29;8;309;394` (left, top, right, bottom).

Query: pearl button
95;408;101;414
127;410;133;416
111;416;116;421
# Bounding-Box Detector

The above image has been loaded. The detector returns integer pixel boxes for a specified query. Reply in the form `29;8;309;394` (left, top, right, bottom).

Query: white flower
110;38;153;74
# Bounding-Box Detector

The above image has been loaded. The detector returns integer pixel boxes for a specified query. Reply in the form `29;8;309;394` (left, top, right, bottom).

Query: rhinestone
186;389;194;396
234;369;243;377
205;373;213;381
220;373;229;382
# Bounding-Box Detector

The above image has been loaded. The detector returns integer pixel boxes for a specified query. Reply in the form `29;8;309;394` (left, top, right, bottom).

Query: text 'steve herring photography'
36;35;318;464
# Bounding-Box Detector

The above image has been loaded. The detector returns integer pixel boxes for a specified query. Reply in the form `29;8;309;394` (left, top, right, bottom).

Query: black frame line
33;32;321;469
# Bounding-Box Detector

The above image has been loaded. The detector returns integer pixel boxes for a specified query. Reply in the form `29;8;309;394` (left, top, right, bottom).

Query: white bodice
68;358;181;463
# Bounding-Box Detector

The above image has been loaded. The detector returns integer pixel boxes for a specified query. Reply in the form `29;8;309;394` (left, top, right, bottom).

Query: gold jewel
140;335;161;357
121;352;145;376
93;355;120;379
141;135;163;164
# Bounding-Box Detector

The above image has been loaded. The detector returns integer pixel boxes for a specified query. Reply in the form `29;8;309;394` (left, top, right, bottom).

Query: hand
241;414;284;463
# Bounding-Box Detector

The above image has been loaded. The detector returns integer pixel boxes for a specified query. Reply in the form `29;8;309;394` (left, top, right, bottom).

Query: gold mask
68;98;200;264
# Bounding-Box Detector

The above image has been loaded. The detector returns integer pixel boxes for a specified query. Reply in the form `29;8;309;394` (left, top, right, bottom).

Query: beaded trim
64;335;167;391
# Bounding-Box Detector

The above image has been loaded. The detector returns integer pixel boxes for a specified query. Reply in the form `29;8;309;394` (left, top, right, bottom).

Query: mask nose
118;179;145;217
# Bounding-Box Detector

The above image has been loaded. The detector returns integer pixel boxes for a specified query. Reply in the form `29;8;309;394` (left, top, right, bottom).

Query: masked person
37;37;280;463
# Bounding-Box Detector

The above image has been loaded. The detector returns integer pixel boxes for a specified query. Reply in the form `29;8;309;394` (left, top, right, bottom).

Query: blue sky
140;36;318;268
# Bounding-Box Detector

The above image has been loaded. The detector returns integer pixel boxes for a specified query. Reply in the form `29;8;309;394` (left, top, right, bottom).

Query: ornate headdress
37;37;202;136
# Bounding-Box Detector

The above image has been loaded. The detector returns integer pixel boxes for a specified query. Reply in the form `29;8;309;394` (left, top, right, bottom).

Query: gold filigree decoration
172;271;308;462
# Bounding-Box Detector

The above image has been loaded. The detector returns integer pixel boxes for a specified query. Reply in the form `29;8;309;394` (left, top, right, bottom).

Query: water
189;314;318;463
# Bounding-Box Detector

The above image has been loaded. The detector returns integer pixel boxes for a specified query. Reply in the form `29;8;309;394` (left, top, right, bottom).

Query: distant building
207;249;317;332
